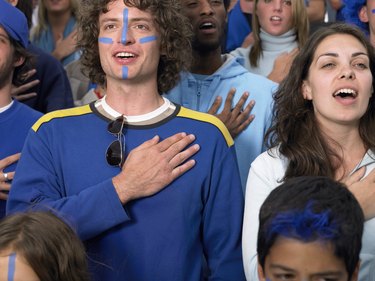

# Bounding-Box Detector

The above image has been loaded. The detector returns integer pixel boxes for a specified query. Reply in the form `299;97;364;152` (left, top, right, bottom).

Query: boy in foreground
257;176;364;281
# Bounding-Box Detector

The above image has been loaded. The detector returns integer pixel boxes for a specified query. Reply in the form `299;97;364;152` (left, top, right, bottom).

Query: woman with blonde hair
231;0;309;83
31;0;80;66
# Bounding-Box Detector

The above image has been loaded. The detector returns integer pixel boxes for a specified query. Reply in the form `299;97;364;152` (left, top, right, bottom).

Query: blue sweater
7;101;245;281
0;100;42;218
166;54;277;191
225;1;252;53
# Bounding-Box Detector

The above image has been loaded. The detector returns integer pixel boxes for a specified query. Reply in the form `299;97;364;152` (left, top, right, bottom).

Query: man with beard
0;0;42;218
166;0;277;191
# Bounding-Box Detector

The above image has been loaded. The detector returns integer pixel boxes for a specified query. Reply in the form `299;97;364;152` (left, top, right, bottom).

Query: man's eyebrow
100;17;153;23
128;17;153;22
99;17;122;25
269;264;296;272
313;271;344;278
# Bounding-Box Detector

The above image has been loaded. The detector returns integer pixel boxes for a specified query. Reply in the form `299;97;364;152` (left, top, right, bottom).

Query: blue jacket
166;54;277;191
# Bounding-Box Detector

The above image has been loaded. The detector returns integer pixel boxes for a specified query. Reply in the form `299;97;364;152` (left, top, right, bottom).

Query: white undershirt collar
0;100;14;114
101;95;171;122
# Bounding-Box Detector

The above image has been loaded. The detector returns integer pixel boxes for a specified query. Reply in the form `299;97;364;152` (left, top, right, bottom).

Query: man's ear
302;81;312;100
13;56;25;68
7;0;18;7
350;261;360;281
257;261;267;281
359;6;369;23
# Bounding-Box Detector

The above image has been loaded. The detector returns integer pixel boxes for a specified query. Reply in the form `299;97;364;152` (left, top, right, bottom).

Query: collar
94;96;177;126
0;99;14;114
356;149;375;170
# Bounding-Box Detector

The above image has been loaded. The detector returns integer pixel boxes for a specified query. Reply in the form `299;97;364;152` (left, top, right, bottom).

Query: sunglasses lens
106;140;122;166
108;117;124;134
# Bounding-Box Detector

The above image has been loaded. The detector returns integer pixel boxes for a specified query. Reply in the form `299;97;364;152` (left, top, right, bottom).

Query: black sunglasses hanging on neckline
106;116;126;167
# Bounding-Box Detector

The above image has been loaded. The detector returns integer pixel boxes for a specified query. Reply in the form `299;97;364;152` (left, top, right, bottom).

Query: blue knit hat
0;0;29;48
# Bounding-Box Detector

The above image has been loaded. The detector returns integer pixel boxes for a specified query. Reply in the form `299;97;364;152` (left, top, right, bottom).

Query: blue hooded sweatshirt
166;54;278;191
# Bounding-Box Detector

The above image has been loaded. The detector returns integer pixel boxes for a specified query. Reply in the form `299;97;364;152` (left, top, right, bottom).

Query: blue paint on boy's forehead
7;253;16;281
121;8;129;44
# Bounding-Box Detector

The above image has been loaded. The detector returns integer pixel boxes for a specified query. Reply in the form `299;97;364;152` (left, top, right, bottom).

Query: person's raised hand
208;88;255;139
11;69;39;101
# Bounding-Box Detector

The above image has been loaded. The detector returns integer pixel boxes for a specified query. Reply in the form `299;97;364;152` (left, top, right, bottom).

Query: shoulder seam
177;107;234;147
32;105;92;132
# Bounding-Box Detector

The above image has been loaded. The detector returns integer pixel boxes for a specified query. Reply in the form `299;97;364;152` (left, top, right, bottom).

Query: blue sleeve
6;130;129;241
225;2;252;53
22;45;74;113
203;145;246;280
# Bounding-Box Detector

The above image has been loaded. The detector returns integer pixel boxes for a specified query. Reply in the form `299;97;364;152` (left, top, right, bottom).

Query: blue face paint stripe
121;8;129;44
122;66;128;79
7;253;16;281
99;37;114;44
372;9;375;14
139;36;158;44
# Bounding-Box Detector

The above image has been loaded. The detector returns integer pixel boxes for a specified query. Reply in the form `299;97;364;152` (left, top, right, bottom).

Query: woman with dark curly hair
242;23;375;281
7;0;246;280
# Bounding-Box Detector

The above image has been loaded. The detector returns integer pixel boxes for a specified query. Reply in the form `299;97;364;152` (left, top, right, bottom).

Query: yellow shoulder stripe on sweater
32;105;92;132
177;107;234;147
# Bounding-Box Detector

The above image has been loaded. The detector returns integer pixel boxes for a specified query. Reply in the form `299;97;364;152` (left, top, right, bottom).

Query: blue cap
0;0;29;48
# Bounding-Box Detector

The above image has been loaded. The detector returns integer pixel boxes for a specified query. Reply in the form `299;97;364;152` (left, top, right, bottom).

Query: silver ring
3;173;8;181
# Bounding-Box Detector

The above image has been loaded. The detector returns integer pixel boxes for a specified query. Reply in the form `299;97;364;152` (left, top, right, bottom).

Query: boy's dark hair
257;176;364;279
77;0;193;94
